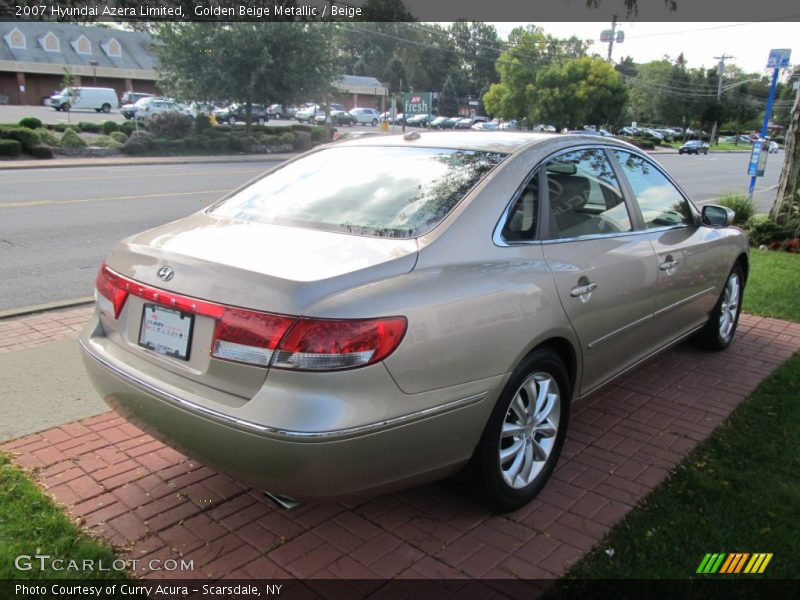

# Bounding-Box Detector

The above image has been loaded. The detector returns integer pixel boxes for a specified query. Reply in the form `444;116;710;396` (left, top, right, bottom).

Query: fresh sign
402;92;432;115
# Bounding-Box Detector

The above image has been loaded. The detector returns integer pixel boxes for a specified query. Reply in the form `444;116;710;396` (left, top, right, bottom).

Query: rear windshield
210;146;506;238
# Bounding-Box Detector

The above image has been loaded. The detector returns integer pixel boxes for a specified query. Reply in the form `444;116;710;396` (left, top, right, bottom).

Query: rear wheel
256;116;266;126
102;103;111;113
694;263;744;350
470;348;571;511
228;116;236;126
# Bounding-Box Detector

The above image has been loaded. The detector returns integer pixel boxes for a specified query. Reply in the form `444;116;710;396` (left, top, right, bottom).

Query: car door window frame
610;148;702;232
493;165;546;246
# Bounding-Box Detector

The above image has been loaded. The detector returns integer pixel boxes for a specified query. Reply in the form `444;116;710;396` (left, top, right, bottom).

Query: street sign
747;140;768;177
616;31;625;43
767;49;791;69
402;92;432;115
600;29;613;42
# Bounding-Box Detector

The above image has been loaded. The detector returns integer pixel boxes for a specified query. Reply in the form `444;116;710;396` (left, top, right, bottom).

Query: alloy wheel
719;272;740;342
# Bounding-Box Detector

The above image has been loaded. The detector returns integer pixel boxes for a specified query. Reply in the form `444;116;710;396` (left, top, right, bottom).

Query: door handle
660;256;680;273
570;282;597;298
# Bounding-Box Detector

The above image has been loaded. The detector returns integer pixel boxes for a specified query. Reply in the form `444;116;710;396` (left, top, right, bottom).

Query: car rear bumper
79;313;497;499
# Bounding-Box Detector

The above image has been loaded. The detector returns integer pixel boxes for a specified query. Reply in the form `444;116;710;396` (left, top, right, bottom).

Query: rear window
210;146;506;238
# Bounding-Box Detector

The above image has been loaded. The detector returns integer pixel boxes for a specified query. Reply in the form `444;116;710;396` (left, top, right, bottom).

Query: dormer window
101;38;121;58
71;35;91;56
4;28;26;50
40;31;60;53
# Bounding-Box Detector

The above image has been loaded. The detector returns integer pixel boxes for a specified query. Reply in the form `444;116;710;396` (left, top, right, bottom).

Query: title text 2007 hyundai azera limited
80;132;747;510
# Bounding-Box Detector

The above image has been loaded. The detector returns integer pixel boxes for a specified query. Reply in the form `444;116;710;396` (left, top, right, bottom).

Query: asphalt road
0;152;783;312
0;161;277;312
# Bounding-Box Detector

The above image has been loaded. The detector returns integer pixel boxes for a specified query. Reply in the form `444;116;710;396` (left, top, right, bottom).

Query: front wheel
693;263;744;350
228;117;236;126
371;118;378;126
62;103;70;112
469;348;571;511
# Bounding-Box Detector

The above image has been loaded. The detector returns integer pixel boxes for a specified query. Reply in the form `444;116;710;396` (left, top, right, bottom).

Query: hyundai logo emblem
157;266;174;282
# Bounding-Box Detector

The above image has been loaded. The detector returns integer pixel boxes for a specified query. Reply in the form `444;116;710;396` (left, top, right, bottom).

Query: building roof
0;22;154;72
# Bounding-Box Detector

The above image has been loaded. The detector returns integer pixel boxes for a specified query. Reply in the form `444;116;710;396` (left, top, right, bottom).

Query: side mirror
701;204;735;228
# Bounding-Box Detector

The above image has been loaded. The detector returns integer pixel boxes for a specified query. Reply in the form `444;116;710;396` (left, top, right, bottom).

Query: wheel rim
498;372;561;489
719;273;740;341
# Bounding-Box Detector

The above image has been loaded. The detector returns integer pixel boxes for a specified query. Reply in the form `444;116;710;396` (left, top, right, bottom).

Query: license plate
138;304;194;361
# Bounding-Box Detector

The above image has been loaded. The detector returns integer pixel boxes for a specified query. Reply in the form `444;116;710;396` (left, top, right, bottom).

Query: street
0;152;782;313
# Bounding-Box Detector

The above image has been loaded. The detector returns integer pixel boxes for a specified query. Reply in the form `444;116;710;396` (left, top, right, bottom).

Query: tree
154;23;339;130
438;75;459;117
770;86;800;224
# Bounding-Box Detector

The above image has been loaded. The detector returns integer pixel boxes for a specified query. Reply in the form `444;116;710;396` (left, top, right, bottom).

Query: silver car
81;132;748;510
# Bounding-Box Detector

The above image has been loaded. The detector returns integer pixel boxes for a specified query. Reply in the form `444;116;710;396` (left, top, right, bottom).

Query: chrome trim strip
653;286;716;318
587;313;653;349
80;338;488;441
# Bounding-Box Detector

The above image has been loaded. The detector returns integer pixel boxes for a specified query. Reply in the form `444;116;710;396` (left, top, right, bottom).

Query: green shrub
262;135;282;147
60;128;88;148
110;131;128;144
194;113;211;134
208;138;230;153
1;127;41;151
33;128;59;146
747;216;792;247
228;136;248;152
0;139;22;156
202;128;227;139
292;131;312;151
101;120;119;135
121;134;152;155
279;132;295;145
119;121;137;137
309;126;332;142
91;135;122;149
145;112;193;139
50;123;70;132
77;121;102;133
18;116;43;129
27;144;54;159
183;135;208;151
717;193;754;226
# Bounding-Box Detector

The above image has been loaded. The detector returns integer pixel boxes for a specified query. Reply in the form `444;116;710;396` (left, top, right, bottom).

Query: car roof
335;131;572;155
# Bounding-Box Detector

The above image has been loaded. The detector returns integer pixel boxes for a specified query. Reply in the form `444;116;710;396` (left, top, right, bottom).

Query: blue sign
748;141;768;177
767;49;791;69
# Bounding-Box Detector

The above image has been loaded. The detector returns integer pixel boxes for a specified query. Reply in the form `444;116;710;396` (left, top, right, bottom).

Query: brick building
0;23;158;106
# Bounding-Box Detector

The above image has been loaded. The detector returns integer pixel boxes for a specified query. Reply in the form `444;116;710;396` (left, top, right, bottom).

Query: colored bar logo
696;553;772;574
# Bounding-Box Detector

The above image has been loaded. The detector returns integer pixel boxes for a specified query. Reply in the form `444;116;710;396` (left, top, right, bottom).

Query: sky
490;22;799;76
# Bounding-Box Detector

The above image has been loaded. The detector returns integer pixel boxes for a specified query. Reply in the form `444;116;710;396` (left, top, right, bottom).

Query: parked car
532;124;557;133
429;116;453;129
121;91;154;106
49;87;118;113
471;122;498;130
349;107;381;126
380;111;405;124
120;103;138;120
317;110;357;126
297;103;345;123
81;132;747;511
214;104;270;126
679;140;709;155
406;113;433;127
133;97;186;120
267;104;298;119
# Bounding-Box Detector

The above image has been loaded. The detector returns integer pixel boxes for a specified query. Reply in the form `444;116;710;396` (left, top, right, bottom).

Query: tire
693;263;744;351
371;118;378;126
256;117;266;126
469;348;571;511
102;103;111;113
228;117;236;126
62;103;70;112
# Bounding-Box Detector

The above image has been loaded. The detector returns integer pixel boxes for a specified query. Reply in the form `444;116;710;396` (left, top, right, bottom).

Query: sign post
749;49;791;199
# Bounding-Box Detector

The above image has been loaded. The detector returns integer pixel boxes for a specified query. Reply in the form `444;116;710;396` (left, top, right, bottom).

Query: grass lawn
0;452;124;579
548;249;800;585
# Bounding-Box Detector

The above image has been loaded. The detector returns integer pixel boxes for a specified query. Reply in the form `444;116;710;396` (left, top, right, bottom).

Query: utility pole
606;15;617;62
710;54;734;146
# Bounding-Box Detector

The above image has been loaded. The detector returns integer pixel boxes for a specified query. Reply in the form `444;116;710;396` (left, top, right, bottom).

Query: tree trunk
770;88;800;222
245;100;252;134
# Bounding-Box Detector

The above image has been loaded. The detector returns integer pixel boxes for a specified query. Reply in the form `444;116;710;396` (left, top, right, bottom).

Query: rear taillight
95;263;129;319
211;308;294;367
96;263;407;371
271;317;407;371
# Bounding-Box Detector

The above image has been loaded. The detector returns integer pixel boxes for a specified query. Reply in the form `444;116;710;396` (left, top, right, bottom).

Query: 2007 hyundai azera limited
81;132;748;510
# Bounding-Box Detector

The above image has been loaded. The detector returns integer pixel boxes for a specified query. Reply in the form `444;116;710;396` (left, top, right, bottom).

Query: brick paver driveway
3;306;799;582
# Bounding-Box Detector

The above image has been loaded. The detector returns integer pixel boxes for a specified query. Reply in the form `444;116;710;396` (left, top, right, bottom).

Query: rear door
611;150;724;345
539;148;660;395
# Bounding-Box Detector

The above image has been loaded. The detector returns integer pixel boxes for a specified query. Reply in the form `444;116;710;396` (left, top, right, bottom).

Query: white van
49;87;119;113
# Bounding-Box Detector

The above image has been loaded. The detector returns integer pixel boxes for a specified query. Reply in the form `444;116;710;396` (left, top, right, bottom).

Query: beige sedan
81;132;748;510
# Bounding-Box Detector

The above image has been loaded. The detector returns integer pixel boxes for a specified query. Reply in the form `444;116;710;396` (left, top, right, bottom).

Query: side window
545;148;631;239
613;150;693;229
501;173;539;242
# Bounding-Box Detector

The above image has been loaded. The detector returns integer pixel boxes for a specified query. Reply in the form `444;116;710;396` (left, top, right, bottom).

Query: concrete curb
0;297;94;320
